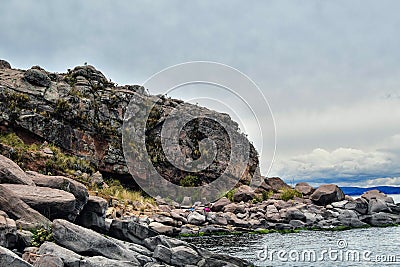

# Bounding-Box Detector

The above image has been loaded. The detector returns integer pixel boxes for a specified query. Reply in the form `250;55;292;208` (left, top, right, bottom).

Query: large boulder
52;219;140;263
23;69;51;87
109;219;158;245
363;212;395;226
0;185;50;230
75;195;107;232
38;241;138;267
233;185;255;202
0;155;35;186
368;198;390;214
263;177;291;192
26;171;89;217
148;222;174;235
310;184;345;206
295;182;315;196
2;184;76;221
285;207;306;222
0;246;32;267
0;60;11;69
211;197;231;212
361;190;394;203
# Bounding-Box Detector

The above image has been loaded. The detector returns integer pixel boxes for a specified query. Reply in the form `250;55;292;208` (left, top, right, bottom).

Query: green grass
93;179;155;206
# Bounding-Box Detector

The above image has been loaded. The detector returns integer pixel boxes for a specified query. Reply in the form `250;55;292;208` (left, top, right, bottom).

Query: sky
1;0;400;187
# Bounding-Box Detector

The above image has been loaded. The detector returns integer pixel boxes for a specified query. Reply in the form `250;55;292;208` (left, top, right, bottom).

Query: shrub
279;188;302;201
180;175;201;187
224;188;237;202
31;227;53;247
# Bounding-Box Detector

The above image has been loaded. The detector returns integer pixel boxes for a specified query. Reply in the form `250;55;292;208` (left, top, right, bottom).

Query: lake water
185;194;400;266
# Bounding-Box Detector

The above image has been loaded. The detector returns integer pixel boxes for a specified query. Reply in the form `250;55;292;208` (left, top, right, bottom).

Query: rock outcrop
0;63;260;188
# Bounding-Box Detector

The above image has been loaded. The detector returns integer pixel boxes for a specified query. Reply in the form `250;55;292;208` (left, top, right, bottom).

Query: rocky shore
0;60;399;266
1;153;399;266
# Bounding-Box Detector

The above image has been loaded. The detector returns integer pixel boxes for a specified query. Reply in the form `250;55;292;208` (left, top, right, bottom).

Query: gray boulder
0;155;35;186
26;171;89;217
211;197;231;212
310;184;345;206
233;185;255;202
52;219;140;263
363;212;394;226
148;222;174;235
170;246;201;266
187;212;206;225
361;190;394;203
263;177;291;192
0;214;17;248
0;185;50;230
2;184;76;221
368;198;390;214
295;182;315;196
23;69;51;87
38;241;139;267
285;208;306;222
109;219;158;245
75;195;107;232
0;246;32;267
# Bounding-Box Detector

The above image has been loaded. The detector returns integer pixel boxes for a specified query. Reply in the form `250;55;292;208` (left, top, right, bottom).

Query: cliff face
0;60;260;188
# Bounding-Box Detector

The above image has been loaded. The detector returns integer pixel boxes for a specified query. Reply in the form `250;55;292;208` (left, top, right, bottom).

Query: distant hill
340;186;400;196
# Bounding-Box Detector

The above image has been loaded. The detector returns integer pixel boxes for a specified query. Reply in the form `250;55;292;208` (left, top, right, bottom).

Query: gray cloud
1;0;400;185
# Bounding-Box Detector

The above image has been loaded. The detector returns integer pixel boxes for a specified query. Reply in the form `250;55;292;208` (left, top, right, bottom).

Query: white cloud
272;146;400;186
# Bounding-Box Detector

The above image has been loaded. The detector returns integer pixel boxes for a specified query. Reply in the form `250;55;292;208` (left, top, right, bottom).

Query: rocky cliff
0;60;260;189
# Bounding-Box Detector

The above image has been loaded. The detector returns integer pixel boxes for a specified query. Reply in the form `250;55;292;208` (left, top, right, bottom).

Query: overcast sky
1;0;400;186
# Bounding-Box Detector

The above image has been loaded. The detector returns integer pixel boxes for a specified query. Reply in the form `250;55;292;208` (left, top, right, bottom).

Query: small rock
331;200;348;209
180;196;192;208
187;212;206;225
88;171;104;186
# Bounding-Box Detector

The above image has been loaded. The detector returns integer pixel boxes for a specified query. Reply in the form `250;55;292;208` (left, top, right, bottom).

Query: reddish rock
310;184;345;206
